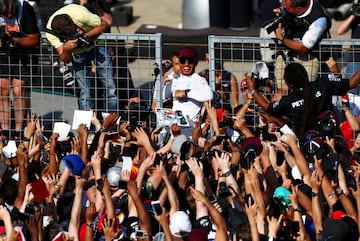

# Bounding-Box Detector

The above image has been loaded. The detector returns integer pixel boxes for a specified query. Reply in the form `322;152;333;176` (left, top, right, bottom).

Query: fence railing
29;33;162;136
208;36;360;132
3;33;360;137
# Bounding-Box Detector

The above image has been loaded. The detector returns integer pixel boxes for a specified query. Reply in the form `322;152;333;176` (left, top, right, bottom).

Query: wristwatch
336;188;344;196
311;191;318;197
220;170;231;177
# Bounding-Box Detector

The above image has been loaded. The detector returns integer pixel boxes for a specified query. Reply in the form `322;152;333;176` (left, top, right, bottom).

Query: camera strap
45;14;81;42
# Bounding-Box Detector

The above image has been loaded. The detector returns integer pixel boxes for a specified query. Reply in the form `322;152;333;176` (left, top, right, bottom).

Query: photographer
268;0;331;91
0;0;40;140
45;4;118;112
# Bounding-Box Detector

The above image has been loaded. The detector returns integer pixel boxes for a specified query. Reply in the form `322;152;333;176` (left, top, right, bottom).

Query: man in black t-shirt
246;62;360;137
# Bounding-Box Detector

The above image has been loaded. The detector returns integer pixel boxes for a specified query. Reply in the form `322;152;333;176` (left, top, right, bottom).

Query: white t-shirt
172;73;213;121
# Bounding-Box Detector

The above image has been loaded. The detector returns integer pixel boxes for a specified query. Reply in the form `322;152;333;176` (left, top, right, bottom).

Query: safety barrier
208;36;359;136
2;33;359;138
28;33;162;136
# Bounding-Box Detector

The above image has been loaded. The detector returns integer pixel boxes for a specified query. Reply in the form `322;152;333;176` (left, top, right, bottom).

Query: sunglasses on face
179;57;195;65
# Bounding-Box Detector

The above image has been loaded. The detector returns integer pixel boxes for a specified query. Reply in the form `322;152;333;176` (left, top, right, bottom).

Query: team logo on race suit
328;73;341;82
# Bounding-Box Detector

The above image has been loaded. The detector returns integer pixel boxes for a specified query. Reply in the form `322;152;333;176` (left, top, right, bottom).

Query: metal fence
208;36;359;135
3;34;360;138
28;33;162;137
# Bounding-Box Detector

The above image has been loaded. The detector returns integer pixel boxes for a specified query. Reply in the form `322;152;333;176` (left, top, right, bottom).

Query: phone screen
151;200;163;215
122;156;133;173
135;230;147;238
292;221;300;237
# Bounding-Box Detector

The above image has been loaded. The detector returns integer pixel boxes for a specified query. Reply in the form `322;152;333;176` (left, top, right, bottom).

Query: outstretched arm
68;177;85;241
127;180;152;237
157;161;179;216
336;14;355;35
190;186;228;241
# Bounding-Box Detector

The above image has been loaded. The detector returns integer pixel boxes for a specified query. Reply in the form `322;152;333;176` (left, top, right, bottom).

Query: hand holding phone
175;110;189;126
208;195;217;204
135;230;148;238
151;200;163;216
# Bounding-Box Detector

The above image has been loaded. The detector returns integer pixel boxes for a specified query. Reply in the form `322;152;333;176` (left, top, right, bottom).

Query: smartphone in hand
151;200;163;216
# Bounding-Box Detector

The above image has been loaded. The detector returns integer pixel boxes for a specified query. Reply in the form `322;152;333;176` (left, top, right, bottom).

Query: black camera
71;29;91;47
264;7;291;34
56;133;74;157
354;2;360;16
218;181;232;197
0;26;12;46
213;136;231;152
127;115;142;132
25;202;41;215
180;141;194;161
240;144;257;170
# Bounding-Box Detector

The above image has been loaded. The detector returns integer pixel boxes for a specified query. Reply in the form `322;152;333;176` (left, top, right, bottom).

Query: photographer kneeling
45;4;118;112
266;0;331;91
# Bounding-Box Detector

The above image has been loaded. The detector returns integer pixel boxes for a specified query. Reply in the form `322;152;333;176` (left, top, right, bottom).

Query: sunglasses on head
179;57;195;64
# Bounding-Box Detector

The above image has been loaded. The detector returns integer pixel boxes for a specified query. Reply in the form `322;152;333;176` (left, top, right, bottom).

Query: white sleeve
302;17;328;49
187;75;213;102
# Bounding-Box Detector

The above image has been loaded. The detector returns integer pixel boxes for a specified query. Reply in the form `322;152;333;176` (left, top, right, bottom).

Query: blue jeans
73;46;118;111
346;62;360;95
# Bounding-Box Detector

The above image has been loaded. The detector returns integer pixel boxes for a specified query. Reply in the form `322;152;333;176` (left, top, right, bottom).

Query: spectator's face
205;53;209;66
172;56;181;75
179;57;196;76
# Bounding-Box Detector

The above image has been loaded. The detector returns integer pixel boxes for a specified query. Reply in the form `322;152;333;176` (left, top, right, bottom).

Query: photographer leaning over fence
266;0;331;92
0;0;40;140
45;4;118;112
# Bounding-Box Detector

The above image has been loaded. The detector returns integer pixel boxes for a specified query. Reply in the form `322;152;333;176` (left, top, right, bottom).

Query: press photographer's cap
178;46;197;61
62;154;85;176
251;61;269;79
171;134;190;155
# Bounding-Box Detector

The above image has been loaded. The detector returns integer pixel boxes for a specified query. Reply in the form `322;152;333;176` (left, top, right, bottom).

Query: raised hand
102;218;121;241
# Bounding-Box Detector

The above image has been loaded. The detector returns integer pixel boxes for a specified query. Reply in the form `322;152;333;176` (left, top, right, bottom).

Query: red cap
178;47;198;60
332;210;346;220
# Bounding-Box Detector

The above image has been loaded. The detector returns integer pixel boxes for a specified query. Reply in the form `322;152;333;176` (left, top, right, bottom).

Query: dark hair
51;14;77;40
0;178;17;205
0;0;18;15
284;63;315;136
170;51;179;59
290;0;309;8
43;222;65;241
342;216;359;241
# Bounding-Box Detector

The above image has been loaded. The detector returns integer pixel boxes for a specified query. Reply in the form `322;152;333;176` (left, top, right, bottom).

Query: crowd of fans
2;0;360;241
0;54;360;241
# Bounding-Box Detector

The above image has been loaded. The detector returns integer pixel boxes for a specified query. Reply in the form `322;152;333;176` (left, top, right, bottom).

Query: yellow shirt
45;4;100;54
